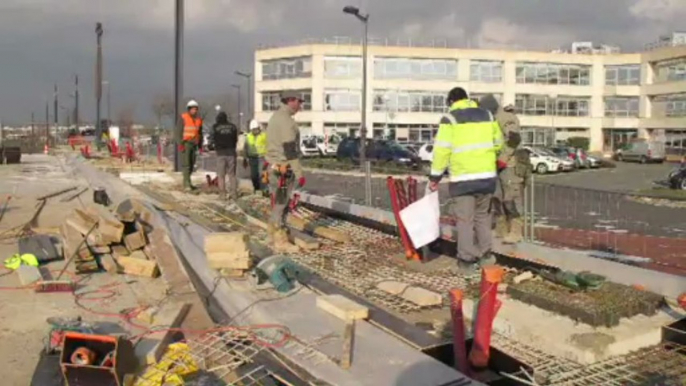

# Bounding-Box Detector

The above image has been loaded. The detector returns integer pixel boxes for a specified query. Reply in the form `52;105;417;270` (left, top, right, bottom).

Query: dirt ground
0;154;168;385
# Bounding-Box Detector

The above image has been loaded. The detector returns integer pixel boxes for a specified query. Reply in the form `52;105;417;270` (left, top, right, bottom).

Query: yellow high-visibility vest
246;132;267;156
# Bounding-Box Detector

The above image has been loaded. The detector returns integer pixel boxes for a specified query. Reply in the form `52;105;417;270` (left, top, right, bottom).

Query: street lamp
102;81;111;124
549;93;558;147
232;84;242;129
95;22;104;148
235;71;253;121
343;5;369;166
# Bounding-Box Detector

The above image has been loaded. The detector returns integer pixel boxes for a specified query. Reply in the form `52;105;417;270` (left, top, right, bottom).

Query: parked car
336;138;420;167
549;146;588;168
614;140;666;163
668;161;686;190
587;155;601;168
417;143;434;163
523;146;570;174
300;135;341;157
538;148;576;171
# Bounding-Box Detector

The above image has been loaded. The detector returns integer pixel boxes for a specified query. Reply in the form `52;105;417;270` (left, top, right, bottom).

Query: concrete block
16;265;42;285
129;250;148;261
207;253;251;270
117;256;159;278
124;225;147;252
317;294;369;321
401;287;443;307
377;281;410;296
204;232;249;256
99;254;120;274
111;244;130;258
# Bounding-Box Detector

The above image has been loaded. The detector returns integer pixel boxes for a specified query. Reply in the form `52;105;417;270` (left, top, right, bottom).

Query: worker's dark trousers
269;178;294;228
216;155;237;199
181;141;197;188
248;156;265;192
449;194;493;263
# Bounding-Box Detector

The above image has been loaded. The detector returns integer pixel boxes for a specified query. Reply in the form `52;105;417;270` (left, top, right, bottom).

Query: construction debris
204;232;252;273
513;271;535;284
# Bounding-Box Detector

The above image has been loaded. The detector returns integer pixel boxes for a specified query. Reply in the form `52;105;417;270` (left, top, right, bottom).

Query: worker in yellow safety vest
243;119;268;194
428;87;503;273
175;100;204;191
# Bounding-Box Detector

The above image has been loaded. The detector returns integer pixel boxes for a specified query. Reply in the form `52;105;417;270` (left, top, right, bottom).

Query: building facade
254;41;686;153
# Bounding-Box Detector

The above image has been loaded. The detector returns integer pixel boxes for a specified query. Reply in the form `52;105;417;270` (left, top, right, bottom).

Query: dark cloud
0;0;683;125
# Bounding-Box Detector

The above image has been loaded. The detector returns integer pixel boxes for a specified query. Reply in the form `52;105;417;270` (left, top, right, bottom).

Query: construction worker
211;111;239;201
176;100;203;191
479;95;525;244
265;91;306;253
429;88;503;272
243;119;267;194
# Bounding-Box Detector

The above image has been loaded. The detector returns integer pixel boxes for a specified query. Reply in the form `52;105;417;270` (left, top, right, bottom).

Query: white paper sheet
399;191;440;248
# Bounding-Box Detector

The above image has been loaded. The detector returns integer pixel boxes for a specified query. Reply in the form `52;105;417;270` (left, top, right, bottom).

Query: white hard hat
249;120;260;130
186;100;199;108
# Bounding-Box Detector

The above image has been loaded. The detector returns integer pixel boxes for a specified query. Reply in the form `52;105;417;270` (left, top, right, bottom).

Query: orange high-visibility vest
181;113;203;142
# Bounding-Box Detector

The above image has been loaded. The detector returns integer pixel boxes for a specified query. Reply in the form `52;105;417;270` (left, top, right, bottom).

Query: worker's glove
178;144;185;152
263;161;270;170
243;158;248;169
497;160;508;171
298;177;306;187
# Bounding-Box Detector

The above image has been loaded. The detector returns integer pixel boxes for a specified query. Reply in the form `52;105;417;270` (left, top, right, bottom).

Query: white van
615;140;666;163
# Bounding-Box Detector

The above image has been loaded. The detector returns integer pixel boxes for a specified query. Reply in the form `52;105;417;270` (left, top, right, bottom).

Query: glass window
470;93;503;105
324;89;360;111
516;62;591;85
324;122;360;138
515;94;590;116
653;93;686;117
373;90;447;113
605;65;640;85
261;57;312;80
372;123;438;142
470;60;503;83
520;127;555;147
655;59;686;83
374;58;458;80
604;97;639;117
262;90;312;111
324;56;362;79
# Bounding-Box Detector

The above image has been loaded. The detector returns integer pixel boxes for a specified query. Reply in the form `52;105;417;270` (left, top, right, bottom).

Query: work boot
272;229;299;254
449;259;480;276
494;216;508;239
504;218;524;244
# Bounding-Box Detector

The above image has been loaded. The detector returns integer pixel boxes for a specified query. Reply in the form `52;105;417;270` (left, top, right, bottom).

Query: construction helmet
186;100;199;109
249;120;260;130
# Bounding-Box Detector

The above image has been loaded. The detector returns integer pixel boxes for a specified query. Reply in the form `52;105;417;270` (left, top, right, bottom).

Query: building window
373;90;446;113
603;128;637;152
374;58;457;80
604;97;639;117
515;94;589;116
324;56;362;78
470;93;503;105
470;60;503;83
373;123;437;143
652;93;686;117
655;59;686;83
261;57;312;80
261;90;311;111
515;62;591;85
605;65;640;86
324;122;359;138
324;89;360;111
521;127;556;147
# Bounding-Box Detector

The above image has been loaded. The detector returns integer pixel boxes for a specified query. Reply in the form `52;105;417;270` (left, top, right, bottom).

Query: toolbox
60;332;136;386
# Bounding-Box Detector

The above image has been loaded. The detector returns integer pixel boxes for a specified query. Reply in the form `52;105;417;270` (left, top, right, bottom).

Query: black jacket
211;112;238;156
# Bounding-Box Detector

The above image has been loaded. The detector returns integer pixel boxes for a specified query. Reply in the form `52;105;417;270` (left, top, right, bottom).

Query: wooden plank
204;232;249;255
340;320;355;370
99;254;120;274
86;206;124;244
124;225;147;251
317;294;369;321
206;253;252;270
111;244;130;257
117;256;159;277
289;229;320;250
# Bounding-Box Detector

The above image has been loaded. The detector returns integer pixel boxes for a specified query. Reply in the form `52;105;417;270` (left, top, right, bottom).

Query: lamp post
102;81;111;125
343;5;369;166
549;93;558;147
174;0;185;172
235;71;253;121
232;84;242;129
95;22;104;148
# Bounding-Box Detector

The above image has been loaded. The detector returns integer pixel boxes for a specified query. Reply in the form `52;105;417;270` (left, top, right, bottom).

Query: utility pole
235;71;253;121
31;112;35;138
74;74;79;132
232;84;242;129
54;84;58;145
174;0;184;172
95;22;104;148
45;101;50;146
343;5;369;167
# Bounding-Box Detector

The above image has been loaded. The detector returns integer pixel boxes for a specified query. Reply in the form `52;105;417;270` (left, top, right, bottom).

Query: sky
0;0;685;125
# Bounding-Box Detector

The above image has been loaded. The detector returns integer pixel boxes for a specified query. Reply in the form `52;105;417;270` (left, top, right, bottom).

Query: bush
566;137;590;150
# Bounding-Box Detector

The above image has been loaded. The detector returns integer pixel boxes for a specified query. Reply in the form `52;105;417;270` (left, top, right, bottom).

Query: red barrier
125;142;135;162
469;265;505;368
450;289;470;375
157;142;163;163
395;179;408;209
387;177;420;261
407;176;418;204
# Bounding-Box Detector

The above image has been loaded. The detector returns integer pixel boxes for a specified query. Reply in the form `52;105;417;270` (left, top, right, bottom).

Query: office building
254;36;686;153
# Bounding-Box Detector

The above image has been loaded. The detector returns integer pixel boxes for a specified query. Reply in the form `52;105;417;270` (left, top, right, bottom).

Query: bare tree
151;91;174;129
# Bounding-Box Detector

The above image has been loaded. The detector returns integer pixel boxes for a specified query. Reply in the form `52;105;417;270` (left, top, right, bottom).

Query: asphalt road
197;153;686;239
